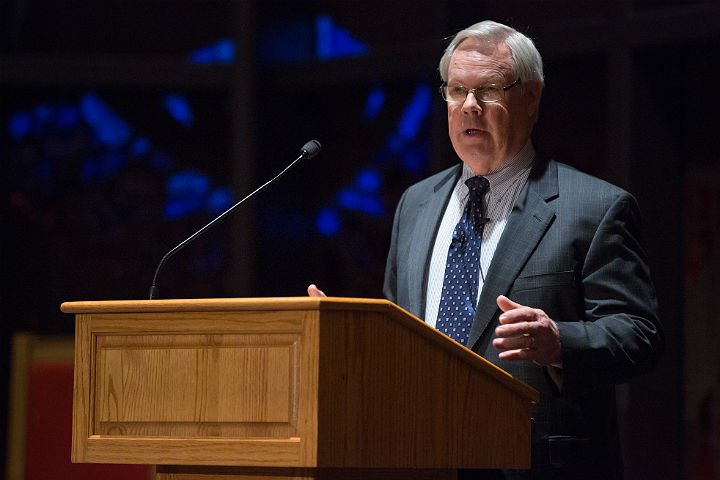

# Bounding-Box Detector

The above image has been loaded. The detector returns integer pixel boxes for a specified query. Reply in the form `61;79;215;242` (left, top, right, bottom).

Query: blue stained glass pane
337;188;384;217
397;84;431;140
163;94;194;127
363;88;385;121
164;199;188;219
131;137;152;158
214;39;236;63
81;93;132;147
315;14;369;60
34;104;52;123
316;207;341;236
55;105;80;129
167;171;210;198
355;168;381;193
97;120;132;147
356;196;384;216
332;27;369;57
337;188;356;209
9;112;32;140
188;38;235;64
207;187;233;214
401;144;428;173
387;133;404;153
315;15;333;59
189;46;214;64
165;196;205;218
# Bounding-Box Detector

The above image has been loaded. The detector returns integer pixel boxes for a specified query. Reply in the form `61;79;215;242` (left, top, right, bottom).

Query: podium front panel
72;309;320;466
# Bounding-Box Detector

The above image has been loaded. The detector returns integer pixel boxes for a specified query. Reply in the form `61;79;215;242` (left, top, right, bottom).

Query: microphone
148;139;322;299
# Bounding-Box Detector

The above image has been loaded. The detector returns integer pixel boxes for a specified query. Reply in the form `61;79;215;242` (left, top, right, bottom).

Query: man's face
446;38;541;174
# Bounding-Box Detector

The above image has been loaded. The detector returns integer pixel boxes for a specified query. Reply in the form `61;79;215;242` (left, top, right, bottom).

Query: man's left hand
492;295;562;366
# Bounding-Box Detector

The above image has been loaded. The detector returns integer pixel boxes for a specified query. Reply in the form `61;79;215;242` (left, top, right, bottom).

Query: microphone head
301;140;322;159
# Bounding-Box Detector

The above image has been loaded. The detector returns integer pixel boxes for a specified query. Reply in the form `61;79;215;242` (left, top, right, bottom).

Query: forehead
447;38;514;83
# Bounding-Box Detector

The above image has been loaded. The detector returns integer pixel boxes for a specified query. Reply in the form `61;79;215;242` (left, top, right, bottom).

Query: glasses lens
477;86;502;102
446;86;467;102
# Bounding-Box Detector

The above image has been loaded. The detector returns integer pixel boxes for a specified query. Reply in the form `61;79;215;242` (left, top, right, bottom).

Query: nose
461;91;483;114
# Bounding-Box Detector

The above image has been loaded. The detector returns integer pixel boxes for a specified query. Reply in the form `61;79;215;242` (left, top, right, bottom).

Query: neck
465;141;534;176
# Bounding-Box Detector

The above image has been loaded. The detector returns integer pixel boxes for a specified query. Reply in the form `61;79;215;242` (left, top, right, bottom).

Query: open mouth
465;128;484;135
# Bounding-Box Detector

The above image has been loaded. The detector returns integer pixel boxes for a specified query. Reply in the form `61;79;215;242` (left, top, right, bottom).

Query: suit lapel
466;158;559;350
406;165;460;317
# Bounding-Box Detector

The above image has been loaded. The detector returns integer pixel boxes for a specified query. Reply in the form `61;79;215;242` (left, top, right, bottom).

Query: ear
524;81;543;119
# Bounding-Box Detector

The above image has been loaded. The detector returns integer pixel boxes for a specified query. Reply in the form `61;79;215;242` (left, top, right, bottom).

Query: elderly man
311;20;662;480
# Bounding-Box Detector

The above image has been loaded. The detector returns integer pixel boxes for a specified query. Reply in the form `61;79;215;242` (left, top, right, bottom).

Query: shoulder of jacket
554;161;633;203
404;164;460;195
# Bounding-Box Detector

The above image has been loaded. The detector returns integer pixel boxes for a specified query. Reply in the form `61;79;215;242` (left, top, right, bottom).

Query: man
310;20;663;480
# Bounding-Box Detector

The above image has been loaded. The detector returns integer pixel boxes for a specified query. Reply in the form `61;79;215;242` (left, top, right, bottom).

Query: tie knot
465;176;490;200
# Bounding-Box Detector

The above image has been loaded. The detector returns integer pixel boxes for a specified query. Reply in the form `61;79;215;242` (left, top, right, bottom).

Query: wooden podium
61;297;538;480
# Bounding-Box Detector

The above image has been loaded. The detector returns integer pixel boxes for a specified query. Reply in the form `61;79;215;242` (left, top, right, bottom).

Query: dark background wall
2;1;719;478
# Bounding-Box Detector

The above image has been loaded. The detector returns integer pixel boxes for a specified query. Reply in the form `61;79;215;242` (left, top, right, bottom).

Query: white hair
438;20;545;88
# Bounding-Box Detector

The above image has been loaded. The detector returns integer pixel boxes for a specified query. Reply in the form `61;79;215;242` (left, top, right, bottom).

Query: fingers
494;296;538;352
497;295;522;313
494;332;540;363
498;347;537;362
496;316;538;336
494;324;536;351
493;296;562;365
497;296;535;329
495;329;535;354
307;284;327;297
494;333;536;351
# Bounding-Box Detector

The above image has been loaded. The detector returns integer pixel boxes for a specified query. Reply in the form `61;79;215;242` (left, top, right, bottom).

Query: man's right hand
307;284;327;297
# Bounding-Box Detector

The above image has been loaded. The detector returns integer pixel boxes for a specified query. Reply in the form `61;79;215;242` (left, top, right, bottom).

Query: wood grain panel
317;309;533;469
95;334;297;433
71;306;320;466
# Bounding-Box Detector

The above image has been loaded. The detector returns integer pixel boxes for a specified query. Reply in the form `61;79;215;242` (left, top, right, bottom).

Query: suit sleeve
383;188;408;304
557;192;664;397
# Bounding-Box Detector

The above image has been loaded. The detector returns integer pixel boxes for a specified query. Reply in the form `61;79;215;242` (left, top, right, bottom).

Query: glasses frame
439;77;522;104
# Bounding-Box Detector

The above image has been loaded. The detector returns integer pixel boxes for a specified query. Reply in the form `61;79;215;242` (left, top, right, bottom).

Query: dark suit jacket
383;156;663;479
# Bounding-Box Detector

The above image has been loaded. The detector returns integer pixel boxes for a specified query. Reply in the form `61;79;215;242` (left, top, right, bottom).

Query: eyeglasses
439;77;521;104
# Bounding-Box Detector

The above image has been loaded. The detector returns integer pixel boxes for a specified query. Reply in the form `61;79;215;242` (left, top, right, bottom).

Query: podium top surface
61;296;391;314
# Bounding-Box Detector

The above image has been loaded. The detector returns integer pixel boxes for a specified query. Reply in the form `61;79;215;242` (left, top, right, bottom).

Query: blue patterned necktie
436;176;490;345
